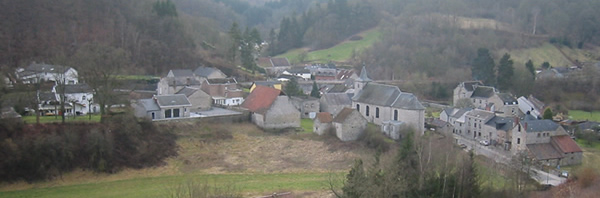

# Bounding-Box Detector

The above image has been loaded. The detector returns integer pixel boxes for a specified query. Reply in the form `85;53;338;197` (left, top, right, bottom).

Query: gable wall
263;96;300;129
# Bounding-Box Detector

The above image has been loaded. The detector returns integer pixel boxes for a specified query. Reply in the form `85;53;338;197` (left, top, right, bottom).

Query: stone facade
253;96;300;129
313;112;333;135
319;93;352;116
333;108;367;141
290;96;320;119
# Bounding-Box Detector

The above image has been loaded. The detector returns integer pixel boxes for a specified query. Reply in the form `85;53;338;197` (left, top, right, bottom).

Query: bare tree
531;7;540;35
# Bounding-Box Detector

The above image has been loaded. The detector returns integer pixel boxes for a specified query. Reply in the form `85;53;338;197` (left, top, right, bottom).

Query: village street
453;134;566;186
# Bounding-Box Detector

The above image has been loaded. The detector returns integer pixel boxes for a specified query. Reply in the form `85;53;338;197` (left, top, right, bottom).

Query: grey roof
522;119;560;132
461;81;483;91
176;87;200;97
466;109;495;121
328;84;347;93
353;83;425;110
194;66;224;77
333;108;355;123
1;107;21;119
25;63;72;73
154;94;191;107
485;116;514;131
271;58;291;67
498;93;517;103
138;99;160;111
285;67;310;74
39;91;57;101
165;77;203;86
527;143;563;160
450;108;472;118
358;66;372;82
64;83;92;94
471;86;496;98
169;69;194;77
577;121;600;131
206;78;237;84
321;93;352;106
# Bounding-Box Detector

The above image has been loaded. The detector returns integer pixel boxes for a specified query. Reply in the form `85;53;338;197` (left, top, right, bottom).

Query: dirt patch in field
175;123;372;174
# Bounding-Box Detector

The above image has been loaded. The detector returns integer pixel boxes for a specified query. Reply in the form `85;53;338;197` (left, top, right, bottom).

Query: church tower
354;66;372;93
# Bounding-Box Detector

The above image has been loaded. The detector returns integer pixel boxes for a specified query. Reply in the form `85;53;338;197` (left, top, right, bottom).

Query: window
478;132;481;137
165;109;172;118
366;106;370;116
517;138;520;144
474;123;477;127
356;104;360;112
151;112;155;119
394;110;398;121
173;109;180;117
375;107;379;118
518;124;521;132
82;95;86;101
537;133;541;137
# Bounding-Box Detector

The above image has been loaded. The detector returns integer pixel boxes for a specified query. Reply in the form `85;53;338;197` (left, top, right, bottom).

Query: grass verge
22;114;102;124
300;118;314;133
0;172;344;198
568;110;600;122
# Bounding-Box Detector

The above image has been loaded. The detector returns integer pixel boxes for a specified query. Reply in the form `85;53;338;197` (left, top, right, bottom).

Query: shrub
361;125;390;152
574;167;598;188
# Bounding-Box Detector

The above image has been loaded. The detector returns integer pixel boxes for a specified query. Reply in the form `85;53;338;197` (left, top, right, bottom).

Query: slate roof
336;69;355;80
165;77;203;86
206;78;237;84
328;84;347;93
169;69;194;77
527;143;563;160
25;63;72;73
471;86;496;98
450;108;473;118
333;108;355;123
466;109;495;121
358;66;372;82
285;67;310;74
485;116;514;131
194;66;224;78
321;93;352;106
241;85;282;113
352;83;424;110
39;91;57;101
154;94;191;107
577;121;600;131
271;57;291;67
498;93;517;103
64;83;92;94
522;119;560;132
431;119;448;128
176;87;200;97
461;81;483;91
552;135;582;153
138;98;160;111
316;112;333;123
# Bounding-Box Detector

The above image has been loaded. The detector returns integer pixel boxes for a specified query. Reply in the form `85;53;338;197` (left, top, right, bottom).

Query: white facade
213;97;244;106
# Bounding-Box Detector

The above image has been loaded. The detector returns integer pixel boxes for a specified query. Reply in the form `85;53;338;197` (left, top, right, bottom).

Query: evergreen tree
342;159;367;198
462;151;480;198
152;0;178;17
471;48;496;86
284;77;303;96
543;108;553;120
496;53;514;91
268;28;277;55
525;60;535;78
240;27;257;72
228;22;242;63
310;81;320;98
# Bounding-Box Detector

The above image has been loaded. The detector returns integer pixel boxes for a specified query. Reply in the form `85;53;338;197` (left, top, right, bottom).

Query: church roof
352;83;424;110
358;66;372;82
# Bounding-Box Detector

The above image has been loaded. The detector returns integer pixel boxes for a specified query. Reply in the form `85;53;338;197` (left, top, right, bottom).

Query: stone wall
334;111;366;141
262;96;300;129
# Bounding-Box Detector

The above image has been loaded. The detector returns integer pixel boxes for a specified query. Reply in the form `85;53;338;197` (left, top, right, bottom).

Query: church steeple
354;65;371;93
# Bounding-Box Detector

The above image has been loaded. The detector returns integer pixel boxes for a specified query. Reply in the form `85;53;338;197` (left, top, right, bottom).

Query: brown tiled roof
552;135;583;153
316;112;333;123
336;69;354;80
333;108;355;123
241;85;282;113
527;143;563;160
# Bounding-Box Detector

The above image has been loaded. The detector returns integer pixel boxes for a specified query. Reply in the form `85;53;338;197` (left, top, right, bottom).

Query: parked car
559;171;569;178
479;140;490;146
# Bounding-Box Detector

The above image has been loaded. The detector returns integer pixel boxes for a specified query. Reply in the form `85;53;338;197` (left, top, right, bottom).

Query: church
351;67;426;135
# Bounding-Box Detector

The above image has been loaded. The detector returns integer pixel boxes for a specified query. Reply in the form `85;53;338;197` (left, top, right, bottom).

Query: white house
53;83;97;115
16;63;78;84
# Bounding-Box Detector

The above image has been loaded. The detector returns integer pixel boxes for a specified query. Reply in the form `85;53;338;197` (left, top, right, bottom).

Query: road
453;134;566;186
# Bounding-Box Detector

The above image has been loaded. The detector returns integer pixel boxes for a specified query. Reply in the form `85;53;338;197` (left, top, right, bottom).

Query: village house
352;67;426;135
313;112;333;135
55;83;96;115
336;69;357;81
250;81;282;92
482;116;514;149
241;85;300;129
313;68;337;81
258;57;292;75
157;69;204;95
200;78;244;106
453;81;483;105
517;95;545;119
320;93;352;116
133;94;191;120
441;108;472;136
464;109;496;141
175;87;212;111
453;81;518;115
333;108;367;141
282;68;311;80
15;63;78;85
290;96;320;119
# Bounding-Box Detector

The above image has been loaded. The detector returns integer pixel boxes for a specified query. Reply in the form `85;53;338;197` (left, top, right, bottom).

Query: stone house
157;69;204;95
352;67;425;135
517;95;545;119
381;120;407;140
453;81;518;115
241;85;300;129
290;96;320;119
482;116;514;149
313;112;333;135
320;93;352;116
201;78;244;106
441;108;472;136
512;118;568;154
194;66;227;79
453;81;483;105
133;94;191;120
259;57;292;75
333;108;367;141
16;63;79;85
313;68;336;81
551;135;583;166
176;87;212;111
464;109;496;141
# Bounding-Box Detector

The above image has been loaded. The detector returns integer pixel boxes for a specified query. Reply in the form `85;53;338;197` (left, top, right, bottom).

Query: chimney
524;122;528;132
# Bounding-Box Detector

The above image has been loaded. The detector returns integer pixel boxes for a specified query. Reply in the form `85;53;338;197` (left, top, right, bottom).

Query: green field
568;110;600;122
0;172;344;198
116;75;159;80
499;43;599;68
22;114;102;124
300;118;314;133
278;28;381;63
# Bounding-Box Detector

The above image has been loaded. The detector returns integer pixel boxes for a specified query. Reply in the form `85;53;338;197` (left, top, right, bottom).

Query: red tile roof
241;85;282;114
552;135;583;153
316;112;333;123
